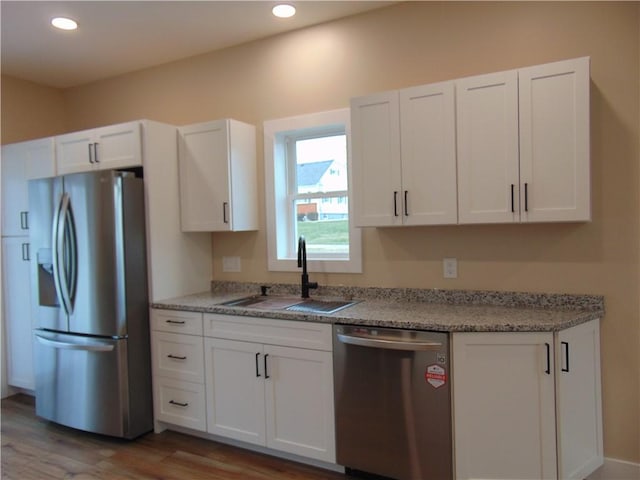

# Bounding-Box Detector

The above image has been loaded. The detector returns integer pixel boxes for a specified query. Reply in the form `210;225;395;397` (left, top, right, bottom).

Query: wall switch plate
222;256;241;273
443;258;457;279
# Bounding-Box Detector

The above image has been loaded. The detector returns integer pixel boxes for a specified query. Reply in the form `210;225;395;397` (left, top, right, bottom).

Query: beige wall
2;1;639;464
0;75;67;144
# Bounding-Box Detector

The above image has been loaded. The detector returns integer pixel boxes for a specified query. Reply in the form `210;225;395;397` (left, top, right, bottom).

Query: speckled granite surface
150;281;604;333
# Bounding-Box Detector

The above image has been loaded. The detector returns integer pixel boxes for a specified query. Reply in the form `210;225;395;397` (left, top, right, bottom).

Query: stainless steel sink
221;295;357;314
285;299;356;314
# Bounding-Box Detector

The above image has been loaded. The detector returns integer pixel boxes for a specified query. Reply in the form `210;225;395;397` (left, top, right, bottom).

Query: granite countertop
150;282;604;333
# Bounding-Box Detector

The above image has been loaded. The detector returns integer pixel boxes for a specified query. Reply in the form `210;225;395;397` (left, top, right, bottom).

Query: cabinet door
2;236;34;389
457;70;520;224
519;57;590;222
555;319;603;479
264;345;335;463
24;137;56;180
56;129;95;175
453;332;557;480
351;91;402;227
400;81;458;225
204;337;266;445
94;121;142;170
1;144;29;236
178;120;231;231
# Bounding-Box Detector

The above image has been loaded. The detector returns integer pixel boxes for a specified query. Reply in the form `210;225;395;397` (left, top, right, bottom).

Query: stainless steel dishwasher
333;325;452;480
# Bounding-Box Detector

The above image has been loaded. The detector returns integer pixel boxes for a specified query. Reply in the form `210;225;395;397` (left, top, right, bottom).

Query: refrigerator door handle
35;333;115;352
52;193;77;315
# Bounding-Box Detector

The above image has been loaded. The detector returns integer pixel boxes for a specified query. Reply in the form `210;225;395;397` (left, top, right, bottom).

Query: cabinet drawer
153;377;206;431
151;309;203;336
152;331;204;383
203;313;332;351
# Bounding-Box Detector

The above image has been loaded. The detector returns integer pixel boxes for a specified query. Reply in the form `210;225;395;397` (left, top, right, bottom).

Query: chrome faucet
297;236;318;298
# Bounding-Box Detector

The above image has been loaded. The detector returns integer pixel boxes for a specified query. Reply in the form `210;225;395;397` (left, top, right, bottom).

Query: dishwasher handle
337;332;442;351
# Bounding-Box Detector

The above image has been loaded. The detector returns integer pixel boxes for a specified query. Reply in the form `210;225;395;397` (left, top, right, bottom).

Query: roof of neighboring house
297;160;334;186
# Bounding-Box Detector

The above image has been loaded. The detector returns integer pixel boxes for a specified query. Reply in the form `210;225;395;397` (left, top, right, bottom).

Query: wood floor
1;394;351;480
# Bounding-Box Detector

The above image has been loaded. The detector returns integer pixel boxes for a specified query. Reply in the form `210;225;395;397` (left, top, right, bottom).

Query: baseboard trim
588;457;640;479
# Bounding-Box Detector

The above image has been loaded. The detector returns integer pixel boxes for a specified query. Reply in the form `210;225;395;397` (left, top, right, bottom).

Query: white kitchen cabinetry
555;319;603;479
150;309;206;432
56;121;142;175
452;318;602;480
457;57;590;224
456;70;520;224
2;138;56;234
178;119;258;232
203;313;335;463
351;82;457;227
1;237;34;389
519;57;591;222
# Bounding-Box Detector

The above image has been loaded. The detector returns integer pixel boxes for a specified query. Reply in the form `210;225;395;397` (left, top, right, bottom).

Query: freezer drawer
34;330;152;439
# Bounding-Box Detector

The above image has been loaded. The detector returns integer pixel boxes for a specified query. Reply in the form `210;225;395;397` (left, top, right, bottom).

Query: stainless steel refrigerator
29;169;153;439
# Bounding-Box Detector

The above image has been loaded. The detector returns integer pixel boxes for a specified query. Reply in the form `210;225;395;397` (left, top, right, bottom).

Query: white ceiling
1;1;394;89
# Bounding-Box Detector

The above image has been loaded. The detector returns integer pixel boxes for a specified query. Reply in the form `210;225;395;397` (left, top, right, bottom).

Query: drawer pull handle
167;354;187;360
166;320;186;325
169;400;188;407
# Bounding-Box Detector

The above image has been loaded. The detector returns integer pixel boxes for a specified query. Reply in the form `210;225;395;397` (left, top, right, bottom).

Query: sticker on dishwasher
425;364;447;389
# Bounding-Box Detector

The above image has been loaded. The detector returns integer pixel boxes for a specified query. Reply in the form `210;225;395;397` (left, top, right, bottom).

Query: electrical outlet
222;256;241;272
443;258;457;279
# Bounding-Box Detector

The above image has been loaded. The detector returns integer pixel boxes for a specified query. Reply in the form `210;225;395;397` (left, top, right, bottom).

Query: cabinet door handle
88;143;94;163
20;211;29;230
510;184;515;213
255;352;261;377
404;190;409;217
561;341;570;372
93;143;100;163
524;183;529;212
544;342;551;375
393;191;399;217
223;202;229;224
165;320;185;325
264;353;270;379
22;243;30;261
167;354;187;360
169;400;189;407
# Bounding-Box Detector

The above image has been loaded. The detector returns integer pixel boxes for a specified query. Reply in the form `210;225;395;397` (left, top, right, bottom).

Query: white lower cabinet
452;319;602;480
150;309;336;464
2;236;34;389
151;309;206;431
203;314;335;463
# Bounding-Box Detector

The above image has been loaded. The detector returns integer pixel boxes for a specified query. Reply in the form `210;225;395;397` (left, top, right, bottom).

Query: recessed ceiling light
51;17;78;31
272;4;296;19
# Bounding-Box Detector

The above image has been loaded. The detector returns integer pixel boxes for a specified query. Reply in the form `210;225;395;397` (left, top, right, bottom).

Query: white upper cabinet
56;121;142;175
457;57;591;224
519;57;591;222
351;91;402;227
2;143;30;236
353;57;590;227
400;82;458;225
178;119;258;232
2;138;55;236
352;82;458;227
456;70;520;224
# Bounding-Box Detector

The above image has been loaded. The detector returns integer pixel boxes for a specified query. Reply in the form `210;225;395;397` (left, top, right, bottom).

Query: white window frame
264;108;362;273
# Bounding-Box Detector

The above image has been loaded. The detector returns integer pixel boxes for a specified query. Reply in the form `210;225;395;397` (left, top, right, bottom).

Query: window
264;109;362;273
